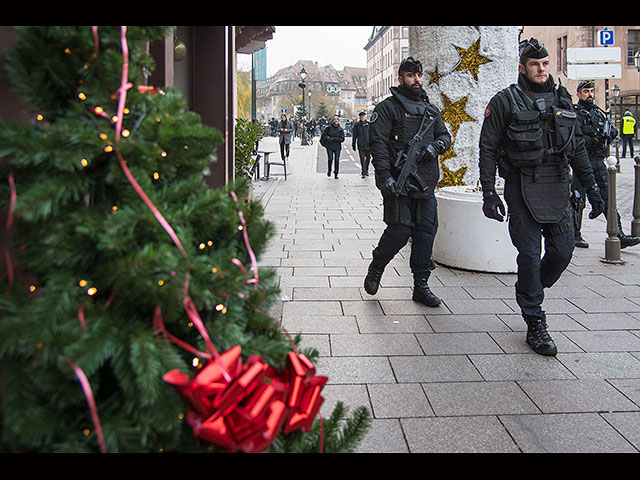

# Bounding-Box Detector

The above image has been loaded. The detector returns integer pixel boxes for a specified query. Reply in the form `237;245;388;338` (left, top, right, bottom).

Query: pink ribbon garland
4;172;16;292
91;26;99;58
109;27;228;381
77;305;87;333
114;26;131;144
229;191;259;288
66;358;107;453
152;305;211;359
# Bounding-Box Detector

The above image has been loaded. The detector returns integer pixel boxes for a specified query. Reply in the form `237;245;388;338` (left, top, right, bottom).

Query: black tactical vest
575;103;608;160
504;85;576;223
389;90;440;197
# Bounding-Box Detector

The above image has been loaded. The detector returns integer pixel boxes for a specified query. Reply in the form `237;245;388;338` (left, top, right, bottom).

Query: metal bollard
602;156;624;264
633;156;640;237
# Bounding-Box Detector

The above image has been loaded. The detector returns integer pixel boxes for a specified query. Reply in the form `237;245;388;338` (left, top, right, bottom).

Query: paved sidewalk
253;135;640;453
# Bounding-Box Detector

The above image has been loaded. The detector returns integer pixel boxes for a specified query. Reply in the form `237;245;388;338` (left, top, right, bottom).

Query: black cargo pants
371;194;438;278
504;180;575;320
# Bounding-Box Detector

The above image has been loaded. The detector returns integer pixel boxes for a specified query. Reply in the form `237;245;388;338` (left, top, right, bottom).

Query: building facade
364;26;410;111
255;60;366;122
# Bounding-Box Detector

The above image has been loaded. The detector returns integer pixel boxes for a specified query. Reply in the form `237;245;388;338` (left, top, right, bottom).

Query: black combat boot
619;233;640;249
575;233;589;248
524;315;557;356
412;275;441;307
364;263;385;295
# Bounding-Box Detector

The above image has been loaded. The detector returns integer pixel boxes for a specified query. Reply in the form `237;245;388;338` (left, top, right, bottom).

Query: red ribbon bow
163;347;327;453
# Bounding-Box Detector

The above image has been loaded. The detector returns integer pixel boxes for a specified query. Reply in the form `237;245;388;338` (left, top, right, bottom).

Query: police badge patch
369;112;379;123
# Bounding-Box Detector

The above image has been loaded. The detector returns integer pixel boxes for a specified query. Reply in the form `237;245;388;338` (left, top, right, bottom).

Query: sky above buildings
238;25;373;76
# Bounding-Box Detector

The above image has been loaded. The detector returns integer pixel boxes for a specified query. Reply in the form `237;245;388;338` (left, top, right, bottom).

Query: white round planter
433;186;517;273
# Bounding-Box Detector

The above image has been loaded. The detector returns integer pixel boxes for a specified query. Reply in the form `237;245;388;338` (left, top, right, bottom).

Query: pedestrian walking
277;114;293;162
308;118;317;137
478;39;605;356
571;81;640;249
364;57;451;308
621;110;636;158
318;116;327;134
352;111;372;178
320;115;345;179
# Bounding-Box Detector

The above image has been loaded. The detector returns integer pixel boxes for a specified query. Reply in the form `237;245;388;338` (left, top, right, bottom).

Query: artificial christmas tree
0;26;369;453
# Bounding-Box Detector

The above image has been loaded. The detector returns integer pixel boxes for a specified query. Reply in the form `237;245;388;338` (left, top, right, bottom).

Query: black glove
422;143;438;161
380;177;398;196
482;190;506;222
586;184;605;219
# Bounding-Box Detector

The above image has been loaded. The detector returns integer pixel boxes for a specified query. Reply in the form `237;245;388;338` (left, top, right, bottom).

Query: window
557;35;567;74
628;30;640;66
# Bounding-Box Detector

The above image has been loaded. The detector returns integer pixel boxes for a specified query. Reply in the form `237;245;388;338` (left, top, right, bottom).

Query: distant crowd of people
263;112;370;180
263;115;357;139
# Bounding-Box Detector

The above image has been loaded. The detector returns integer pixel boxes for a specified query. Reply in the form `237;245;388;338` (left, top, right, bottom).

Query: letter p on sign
598;30;614;46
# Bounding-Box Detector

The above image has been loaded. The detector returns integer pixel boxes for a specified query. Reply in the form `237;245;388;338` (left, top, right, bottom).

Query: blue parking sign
598;30;614;46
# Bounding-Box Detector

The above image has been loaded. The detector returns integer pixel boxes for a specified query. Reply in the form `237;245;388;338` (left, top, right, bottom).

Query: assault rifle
596;107;616;148
393;111;437;196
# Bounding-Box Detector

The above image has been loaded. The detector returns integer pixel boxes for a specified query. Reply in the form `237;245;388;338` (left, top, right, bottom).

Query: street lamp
298;66;309;145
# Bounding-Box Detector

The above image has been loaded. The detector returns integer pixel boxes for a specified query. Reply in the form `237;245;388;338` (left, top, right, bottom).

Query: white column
409;26;520;186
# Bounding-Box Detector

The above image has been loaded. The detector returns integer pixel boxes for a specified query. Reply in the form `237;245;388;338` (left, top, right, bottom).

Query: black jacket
478;74;596;192
574;99;617;162
320;123;344;151
369;86;451;197
352;120;370;150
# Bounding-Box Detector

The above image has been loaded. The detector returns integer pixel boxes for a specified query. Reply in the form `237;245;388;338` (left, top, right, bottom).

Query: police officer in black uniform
364;57;451;307
571;80;640;249
479;39;605;355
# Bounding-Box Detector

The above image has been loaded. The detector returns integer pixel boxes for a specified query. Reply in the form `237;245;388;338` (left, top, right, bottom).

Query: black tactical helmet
519;38;549;63
577;80;595;91
398;56;423;75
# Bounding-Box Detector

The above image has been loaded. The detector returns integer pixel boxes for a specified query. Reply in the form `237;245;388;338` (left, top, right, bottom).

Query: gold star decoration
451;38;492;81
441;139;457;162
438;163;468;187
438;140;467;186
440;92;475;137
432;31;491;188
427;65;445;86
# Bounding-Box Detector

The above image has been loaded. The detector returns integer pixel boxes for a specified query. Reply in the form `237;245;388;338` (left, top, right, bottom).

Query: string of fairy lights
27;50;236;319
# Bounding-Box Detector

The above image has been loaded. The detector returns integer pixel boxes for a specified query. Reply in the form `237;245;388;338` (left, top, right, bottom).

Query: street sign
567;47;621;64
598;29;614;46
567;46;621;80
567;63;621;79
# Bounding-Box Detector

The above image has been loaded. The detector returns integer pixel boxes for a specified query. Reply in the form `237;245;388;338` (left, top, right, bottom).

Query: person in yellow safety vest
621;111;636;158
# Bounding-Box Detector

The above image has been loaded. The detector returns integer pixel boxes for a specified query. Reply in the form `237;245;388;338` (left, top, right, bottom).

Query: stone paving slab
421;381;540;416
517;378;639;413
402;416;521;453
253;135;640;453
500;413;637;453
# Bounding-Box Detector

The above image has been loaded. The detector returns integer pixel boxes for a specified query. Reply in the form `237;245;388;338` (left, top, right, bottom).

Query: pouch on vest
549;106;577;157
383;194;415;226
520;164;571;223
505;110;545;167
